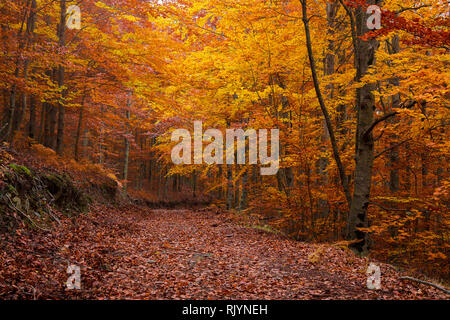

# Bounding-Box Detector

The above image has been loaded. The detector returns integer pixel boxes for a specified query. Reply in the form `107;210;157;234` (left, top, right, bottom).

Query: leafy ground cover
1;205;447;299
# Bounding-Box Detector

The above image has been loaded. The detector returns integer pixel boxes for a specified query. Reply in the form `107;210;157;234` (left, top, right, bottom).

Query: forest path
0;205;446;299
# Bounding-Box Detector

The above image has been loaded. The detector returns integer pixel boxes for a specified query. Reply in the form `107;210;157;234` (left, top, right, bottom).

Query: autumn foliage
0;0;449;282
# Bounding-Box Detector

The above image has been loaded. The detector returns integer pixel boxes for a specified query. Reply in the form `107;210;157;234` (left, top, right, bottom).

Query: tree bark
234;171;240;208
4;0;35;142
55;0;66;155
226;165;233;210
239;168;248;211
74;93;86;161
28;93;36;139
45;69;58;149
122;95;131;195
346;1;381;255
192;169;197;198
386;35;400;192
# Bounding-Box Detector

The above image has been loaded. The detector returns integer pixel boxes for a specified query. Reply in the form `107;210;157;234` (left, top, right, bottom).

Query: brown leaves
1;205;448;299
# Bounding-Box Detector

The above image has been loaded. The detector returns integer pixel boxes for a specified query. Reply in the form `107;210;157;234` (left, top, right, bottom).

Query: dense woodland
0;0;449;283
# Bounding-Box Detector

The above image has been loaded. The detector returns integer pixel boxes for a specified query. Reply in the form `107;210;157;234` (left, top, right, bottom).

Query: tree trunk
226;165;233;210
38;101;46;143
192;169;197;198
74;93;86;161
217;165;223;199
28;94;36;138
4;0;35;142
234;171;240;208
347;1;381;255
300;0;352;209
122;95;131;194
387;35;400;192
13;60;30;137
239;168;248;210
55;0;66;155
317;1;338;218
46;69;58;149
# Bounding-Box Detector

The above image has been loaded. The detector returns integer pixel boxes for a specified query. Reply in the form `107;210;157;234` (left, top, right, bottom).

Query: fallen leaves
0;205;448;300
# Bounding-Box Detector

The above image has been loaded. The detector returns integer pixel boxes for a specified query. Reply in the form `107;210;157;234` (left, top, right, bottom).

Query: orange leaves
0;0;448;292
0;196;448;299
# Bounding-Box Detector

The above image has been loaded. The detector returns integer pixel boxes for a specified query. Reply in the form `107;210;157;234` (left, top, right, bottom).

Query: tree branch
300;0;352;208
374;138;410;159
369;201;408;212
400;276;450;295
396;5;431;15
363;112;398;139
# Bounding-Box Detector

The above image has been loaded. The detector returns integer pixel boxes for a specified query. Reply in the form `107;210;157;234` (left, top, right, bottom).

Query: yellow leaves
95;1;114;10
121;14;139;22
372;196;419;203
189;1;209;14
308;245;325;264
332;240;358;251
107;173;122;188
196;12;216;29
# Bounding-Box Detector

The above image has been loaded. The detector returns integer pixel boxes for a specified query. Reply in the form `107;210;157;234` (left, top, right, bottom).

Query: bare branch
400;276;450;295
369;201;408;212
374;138;410;159
363;112;398;139
396;5;431;15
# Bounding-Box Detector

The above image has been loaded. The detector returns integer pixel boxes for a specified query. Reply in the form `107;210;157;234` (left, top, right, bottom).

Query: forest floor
0;204;448;299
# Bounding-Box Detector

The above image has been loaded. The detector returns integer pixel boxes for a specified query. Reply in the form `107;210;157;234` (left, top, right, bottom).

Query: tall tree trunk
192;169;197;198
46;69;58;149
217;165;223;200
300;0;352;208
16;0;37;136
386;35;400;192
317;1;339;218
148;140;154;188
82;128;89;159
346;1;381;255
239;168;248;211
55;0;66;155
226;165;233;209
38;101;46;143
74;93;86;161
6;81;19;142
157;162;162;199
28;93;36;138
122;95;131;195
234;170;240;208
4;0;34;142
164;169;169;199
172;174;177;192
13;60;30;137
